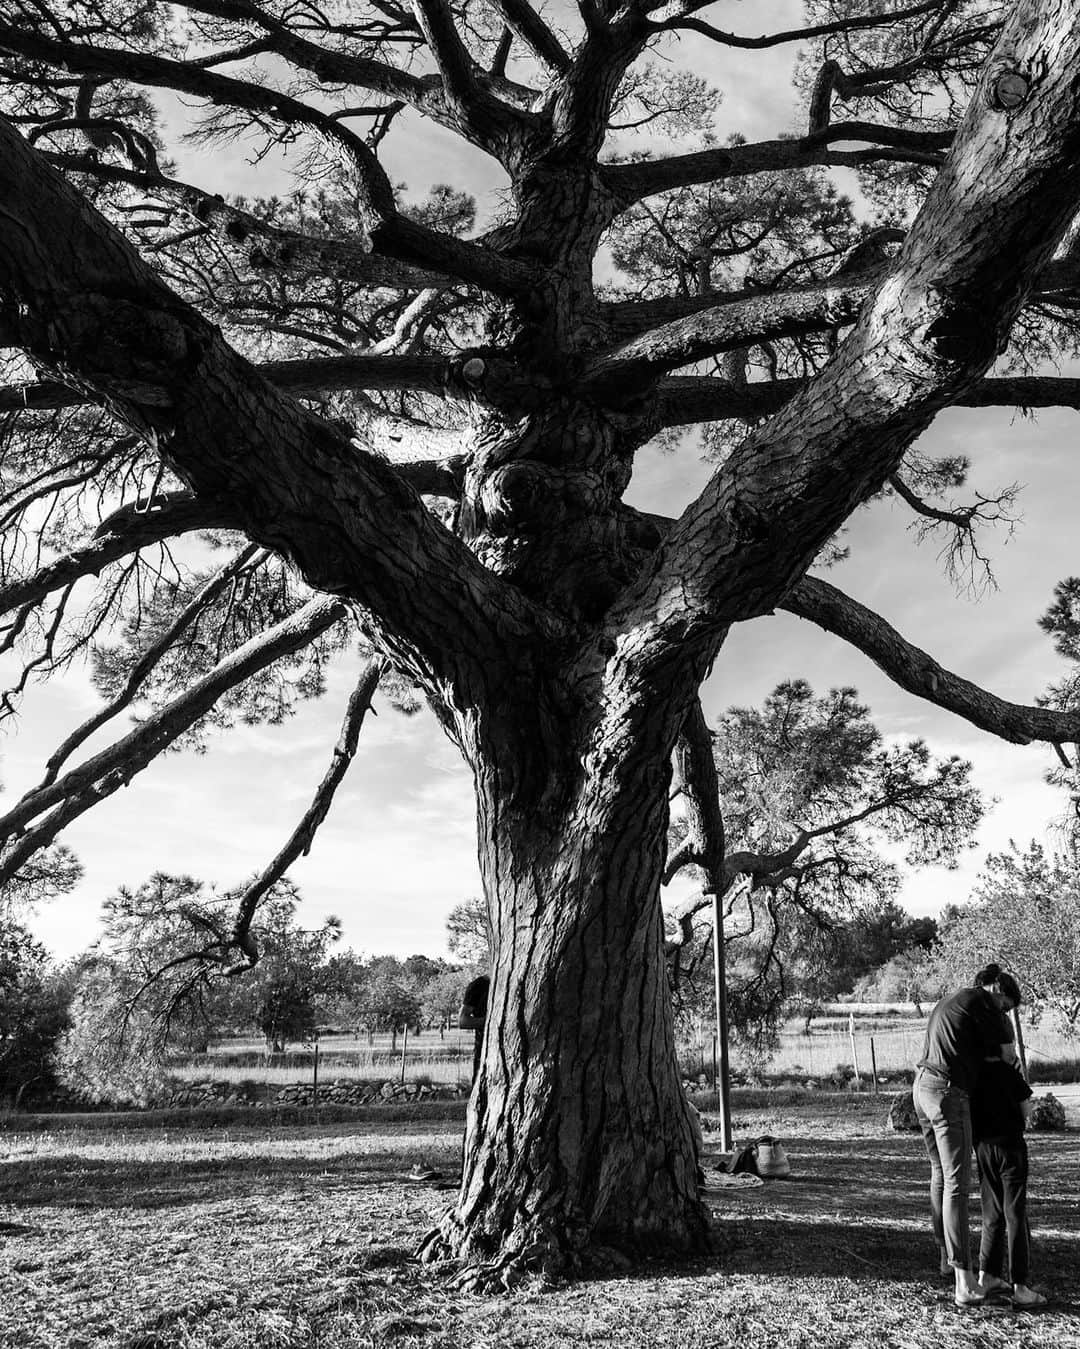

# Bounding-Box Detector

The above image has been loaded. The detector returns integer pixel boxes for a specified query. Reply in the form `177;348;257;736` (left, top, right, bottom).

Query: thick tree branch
180;0;443;112
588;273;878;395
654;372;1080;428
0;25;540;297
38;152;453;291
781;575;1080;748
597;1;1080;727
648;0;945;48
664;698;727;962
0;114;562;700
2;351;542;422
604;253;1080;349
666;698;724;888
0;24;397;221
600;122;953;206
489;0;571;73
546;9;650;158
410;0;530;150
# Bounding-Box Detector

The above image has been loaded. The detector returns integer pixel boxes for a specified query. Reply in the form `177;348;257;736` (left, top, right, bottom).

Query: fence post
312;1039;320;1108
399;1023;409;1083
869;1037;879;1095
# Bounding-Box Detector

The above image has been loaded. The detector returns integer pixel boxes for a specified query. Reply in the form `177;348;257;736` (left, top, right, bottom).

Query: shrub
1028;1093;1067;1131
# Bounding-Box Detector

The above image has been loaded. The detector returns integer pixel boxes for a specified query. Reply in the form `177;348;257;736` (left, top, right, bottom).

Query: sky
5;3;1078;964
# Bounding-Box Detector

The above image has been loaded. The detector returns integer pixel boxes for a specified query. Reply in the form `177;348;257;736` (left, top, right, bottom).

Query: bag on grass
755;1135;791;1179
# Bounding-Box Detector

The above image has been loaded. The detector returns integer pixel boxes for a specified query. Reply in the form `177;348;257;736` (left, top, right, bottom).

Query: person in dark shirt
912;962;1019;1306
971;1058;1045;1308
458;974;490;1082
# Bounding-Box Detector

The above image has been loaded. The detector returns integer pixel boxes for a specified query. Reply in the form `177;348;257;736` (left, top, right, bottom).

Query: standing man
913;962;1021;1307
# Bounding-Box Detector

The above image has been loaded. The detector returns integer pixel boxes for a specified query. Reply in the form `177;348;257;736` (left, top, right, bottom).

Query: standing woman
913;962;1021;1307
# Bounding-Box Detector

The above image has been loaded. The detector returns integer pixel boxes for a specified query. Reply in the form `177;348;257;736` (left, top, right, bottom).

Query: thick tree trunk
420;728;709;1284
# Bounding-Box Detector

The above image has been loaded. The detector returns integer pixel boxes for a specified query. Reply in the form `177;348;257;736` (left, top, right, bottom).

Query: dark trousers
914;1069;973;1268
977;1137;1030;1285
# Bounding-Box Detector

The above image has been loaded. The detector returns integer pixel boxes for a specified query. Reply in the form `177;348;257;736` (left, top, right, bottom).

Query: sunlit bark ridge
4;0;1080;1282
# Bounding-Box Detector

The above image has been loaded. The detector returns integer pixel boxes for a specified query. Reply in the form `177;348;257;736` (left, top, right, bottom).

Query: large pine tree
3;0;1080;1282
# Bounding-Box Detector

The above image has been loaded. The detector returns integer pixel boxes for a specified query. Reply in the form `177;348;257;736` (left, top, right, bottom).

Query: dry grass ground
1;1094;1078;1349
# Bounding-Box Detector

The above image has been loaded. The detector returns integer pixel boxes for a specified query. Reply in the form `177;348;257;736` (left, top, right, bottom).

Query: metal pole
712;890;733;1151
399;1022;409;1084
848;1012;861;1090
711;1032;718;1109
312;1039;319;1108
869;1036;879;1096
1012;1007;1029;1080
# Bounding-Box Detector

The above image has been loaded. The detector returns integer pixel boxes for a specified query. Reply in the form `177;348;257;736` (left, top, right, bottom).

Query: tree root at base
416;1201;713;1293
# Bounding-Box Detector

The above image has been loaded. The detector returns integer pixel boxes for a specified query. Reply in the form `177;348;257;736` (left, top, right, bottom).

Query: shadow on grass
0;1099;469;1133
0;1148;465;1213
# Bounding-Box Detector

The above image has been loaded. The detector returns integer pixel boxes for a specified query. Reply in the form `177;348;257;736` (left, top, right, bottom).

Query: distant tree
0;922;72;1105
257;972;317;1052
356;957;423;1032
421;964;486;1031
666;682;980;1044
59;874;340;1091
319;948;371;1033
931;841;1080;1033
57;958;175;1106
850;948;944;1012
445;898;491;966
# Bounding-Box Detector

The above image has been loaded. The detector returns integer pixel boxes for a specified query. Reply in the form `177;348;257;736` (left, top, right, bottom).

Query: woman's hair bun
975;961;1002;985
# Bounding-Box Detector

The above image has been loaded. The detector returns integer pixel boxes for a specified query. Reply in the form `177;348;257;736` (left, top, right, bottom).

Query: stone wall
158;1077;469;1109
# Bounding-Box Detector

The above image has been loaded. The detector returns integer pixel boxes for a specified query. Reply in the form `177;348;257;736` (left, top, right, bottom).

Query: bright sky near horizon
5;3;1077;965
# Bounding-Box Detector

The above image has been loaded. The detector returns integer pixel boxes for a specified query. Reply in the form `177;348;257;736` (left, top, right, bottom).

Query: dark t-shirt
971;1059;1033;1144
461;975;490;1021
917;987;1014;1092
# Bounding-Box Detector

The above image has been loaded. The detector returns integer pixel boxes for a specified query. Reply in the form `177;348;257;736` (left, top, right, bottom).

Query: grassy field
681;1010;1080;1084
2;1093;1078;1348
173;1014;1080;1102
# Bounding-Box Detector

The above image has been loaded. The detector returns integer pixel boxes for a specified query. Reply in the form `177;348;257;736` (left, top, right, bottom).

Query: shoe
978;1274;1011;1296
1011;1287;1047;1309
407;1164;440;1182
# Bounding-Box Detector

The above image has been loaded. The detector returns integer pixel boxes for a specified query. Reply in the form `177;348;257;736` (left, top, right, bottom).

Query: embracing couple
914;962;1046;1310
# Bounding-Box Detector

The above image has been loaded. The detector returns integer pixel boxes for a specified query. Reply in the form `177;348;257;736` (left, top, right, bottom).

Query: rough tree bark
5;0;1080;1284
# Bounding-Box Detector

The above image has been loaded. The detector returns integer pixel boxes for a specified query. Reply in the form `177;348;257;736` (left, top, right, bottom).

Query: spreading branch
600;122;953;207
0;493;233;619
33;544;268;790
0;596;349;886
0;114;562;700
488;0;571;73
649;1;946;49
223;659;384;971
655;372;1080;429
782;575;1080;746
598;1;1080;704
